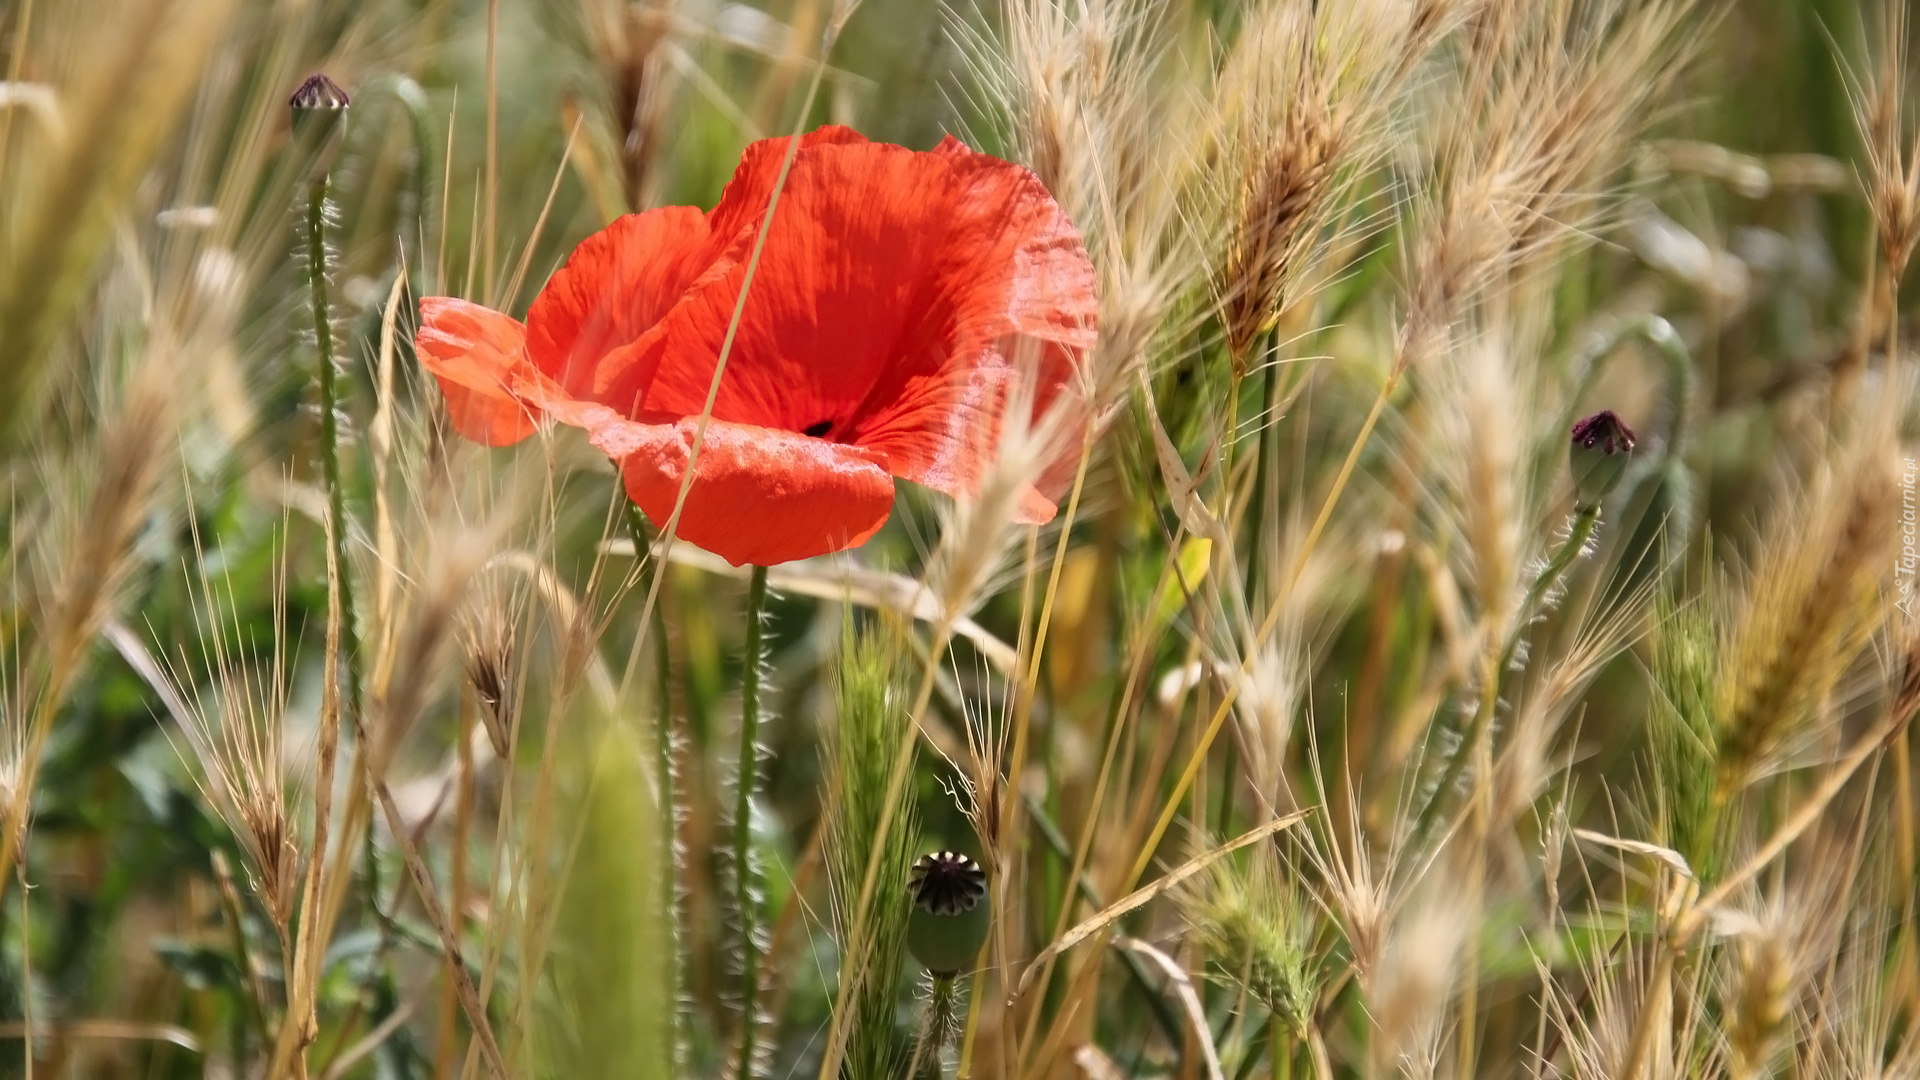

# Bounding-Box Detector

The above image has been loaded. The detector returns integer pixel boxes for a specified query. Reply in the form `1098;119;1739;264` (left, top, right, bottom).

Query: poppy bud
289;73;349;167
1569;410;1637;510
907;851;990;979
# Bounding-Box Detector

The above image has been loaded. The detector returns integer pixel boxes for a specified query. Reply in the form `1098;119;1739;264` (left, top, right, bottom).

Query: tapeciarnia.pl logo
1900;457;1917;617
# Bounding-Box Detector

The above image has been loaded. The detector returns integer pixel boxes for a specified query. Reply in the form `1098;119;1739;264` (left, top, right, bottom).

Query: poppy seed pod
907;851;990;978
1569;410;1637;510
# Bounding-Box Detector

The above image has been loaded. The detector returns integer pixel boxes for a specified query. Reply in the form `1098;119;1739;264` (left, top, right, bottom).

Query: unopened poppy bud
1569;410;1637;509
289;73;349;165
907;851;990;979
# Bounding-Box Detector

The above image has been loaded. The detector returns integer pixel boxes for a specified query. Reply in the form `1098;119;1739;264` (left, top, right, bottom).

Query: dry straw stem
995;497;1207;1069
624;541;1021;673
355;709;508;1080
1115;937;1225;1080
267;493;347;1080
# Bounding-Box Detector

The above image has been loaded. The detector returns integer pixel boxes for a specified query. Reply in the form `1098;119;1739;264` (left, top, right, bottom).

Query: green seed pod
1569;410;1637;510
907;851;990;978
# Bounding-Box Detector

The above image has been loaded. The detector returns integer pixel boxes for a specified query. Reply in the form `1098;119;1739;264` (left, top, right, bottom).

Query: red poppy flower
416;125;1098;566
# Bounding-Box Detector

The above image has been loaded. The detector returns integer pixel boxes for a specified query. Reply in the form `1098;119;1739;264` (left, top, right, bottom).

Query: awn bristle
927;343;1085;622
1716;442;1897;799
1491;575;1655;832
1717;836;1856;1079
1215;0;1421;367
1231;638;1304;805
460;575;527;760
581;0;677;211
1848;0;1920;290
1799;864;1920;1078
47;354;179;669
1181;853;1317;1037
1365;851;1471;1067
1552;918;1709;1080
373;483;531;778
1419;327;1545;653
1299;768;1404;991
973;0;1214;405
162;527;303;930
1396;0;1697;373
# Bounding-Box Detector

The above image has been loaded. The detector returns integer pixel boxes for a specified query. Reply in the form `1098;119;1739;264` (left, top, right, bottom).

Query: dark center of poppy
803;419;833;438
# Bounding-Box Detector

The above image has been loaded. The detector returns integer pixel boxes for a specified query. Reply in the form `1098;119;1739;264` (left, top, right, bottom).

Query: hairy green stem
731;563;770;1076
625;501;683;1066
910;974;962;1080
1412;505;1602;842
305;176;362;721
307;165;398;1069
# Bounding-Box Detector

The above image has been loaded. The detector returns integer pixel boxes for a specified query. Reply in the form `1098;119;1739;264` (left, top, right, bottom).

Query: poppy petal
1017;483;1059;524
584;416;898;567
629;134;1097;520
703;125;872;244
525;206;741;405
416;297;541;446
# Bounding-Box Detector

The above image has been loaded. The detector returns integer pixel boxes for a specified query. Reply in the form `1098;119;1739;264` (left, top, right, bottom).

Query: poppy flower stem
1410;504;1602;844
908;972;961;1079
731;562;771;1075
303;172;363;728
623;500;684;1066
